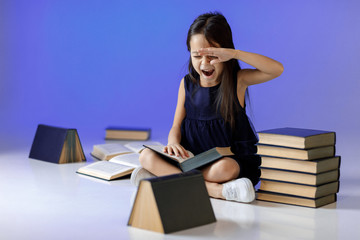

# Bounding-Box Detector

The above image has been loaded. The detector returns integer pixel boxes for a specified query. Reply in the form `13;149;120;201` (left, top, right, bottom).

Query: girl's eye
193;56;201;59
209;56;218;59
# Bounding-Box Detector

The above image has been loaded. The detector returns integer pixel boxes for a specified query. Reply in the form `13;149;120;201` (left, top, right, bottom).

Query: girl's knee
139;148;156;170
139;148;155;168
203;158;240;182
218;160;240;180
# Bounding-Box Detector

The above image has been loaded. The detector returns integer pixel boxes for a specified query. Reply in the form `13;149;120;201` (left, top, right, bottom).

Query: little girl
131;12;283;203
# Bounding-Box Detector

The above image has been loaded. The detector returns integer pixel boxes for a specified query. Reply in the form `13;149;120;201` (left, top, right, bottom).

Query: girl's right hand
163;143;190;159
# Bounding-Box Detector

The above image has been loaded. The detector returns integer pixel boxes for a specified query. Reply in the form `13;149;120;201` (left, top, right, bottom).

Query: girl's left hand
197;47;237;65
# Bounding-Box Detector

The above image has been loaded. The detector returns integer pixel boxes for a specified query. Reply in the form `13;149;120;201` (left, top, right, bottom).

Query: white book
124;141;163;154
77;152;144;181
91;141;163;160
76;161;135;181
78;141;164;181
109;153;141;168
91;143;132;160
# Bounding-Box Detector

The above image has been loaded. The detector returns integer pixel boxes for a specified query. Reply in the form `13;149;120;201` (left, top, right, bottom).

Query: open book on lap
144;145;234;172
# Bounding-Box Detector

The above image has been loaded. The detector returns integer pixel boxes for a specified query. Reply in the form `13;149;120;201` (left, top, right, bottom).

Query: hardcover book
76;153;141;180
29;124;85;164
105;126;151;140
260;168;340;185
128;170;216;233
144;145;233;172
91;144;133;160
257;127;336;149
259;180;339;198
257;144;335;160
91;141;162;160
256;191;337;208
260;156;340;174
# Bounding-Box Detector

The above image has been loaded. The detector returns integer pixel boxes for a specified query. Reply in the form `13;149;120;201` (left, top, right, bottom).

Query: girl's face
190;34;224;86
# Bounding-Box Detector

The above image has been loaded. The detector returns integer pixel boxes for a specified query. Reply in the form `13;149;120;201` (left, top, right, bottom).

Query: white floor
0;142;360;240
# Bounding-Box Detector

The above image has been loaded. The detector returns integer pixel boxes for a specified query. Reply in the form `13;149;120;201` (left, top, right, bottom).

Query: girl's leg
202;157;255;203
137;151;255;203
131;148;182;186
201;157;240;199
139;148;182;176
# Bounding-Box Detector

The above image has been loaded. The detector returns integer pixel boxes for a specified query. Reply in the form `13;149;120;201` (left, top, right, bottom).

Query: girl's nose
201;56;211;64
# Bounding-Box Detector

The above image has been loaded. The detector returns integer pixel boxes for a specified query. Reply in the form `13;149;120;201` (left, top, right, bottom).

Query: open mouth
201;69;215;77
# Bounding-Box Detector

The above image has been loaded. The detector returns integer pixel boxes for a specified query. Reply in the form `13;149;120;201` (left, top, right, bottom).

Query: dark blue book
128;170;216;233
256;191;337;208
258;127;336;149
29;124;86;164
260;168;339;185
105;126;151;140
257;144;335;160
258;179;339;198
260;155;341;173
143;145;234;172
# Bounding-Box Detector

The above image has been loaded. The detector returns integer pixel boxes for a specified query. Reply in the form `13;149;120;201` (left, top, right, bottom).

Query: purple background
1;1;359;173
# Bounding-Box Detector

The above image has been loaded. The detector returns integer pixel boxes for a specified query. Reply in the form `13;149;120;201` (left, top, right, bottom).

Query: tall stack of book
255;127;340;208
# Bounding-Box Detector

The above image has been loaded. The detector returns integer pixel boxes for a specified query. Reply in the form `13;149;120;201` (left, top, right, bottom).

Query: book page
94;143;132;155
109;153;141;167
79;161;134;175
124;141;163;153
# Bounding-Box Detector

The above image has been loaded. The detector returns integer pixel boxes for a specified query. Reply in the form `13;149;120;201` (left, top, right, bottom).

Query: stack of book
255;127;340;208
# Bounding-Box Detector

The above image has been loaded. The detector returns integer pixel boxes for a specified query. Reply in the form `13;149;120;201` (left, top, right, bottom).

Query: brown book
105;126;151;140
259;180;339;198
257;144;335;160
257;127;335;149
128;171;216;233
260;168;339;185
256;191;337;208
260;156;340;174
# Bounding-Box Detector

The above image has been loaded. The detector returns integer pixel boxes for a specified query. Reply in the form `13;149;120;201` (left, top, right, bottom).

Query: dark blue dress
180;74;261;185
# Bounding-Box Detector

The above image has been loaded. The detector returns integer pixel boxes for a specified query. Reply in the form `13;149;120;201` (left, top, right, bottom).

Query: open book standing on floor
144;145;234;172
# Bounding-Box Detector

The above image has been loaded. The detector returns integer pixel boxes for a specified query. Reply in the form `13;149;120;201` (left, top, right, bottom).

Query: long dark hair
186;12;248;129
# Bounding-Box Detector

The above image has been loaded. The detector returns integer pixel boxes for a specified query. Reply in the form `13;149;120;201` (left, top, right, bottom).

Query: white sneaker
130;167;156;187
222;178;255;203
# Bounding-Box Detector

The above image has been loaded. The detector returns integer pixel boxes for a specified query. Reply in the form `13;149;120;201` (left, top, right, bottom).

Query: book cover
29;124;86;164
144;145;233;172
128;170;216;233
256;191;337;208
258;127;336;149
